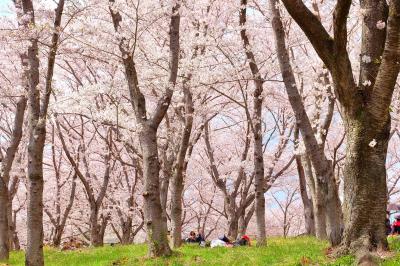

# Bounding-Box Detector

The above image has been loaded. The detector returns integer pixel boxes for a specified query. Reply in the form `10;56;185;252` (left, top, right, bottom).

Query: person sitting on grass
211;235;232;248
185;231;197;243
392;215;400;235
196;231;205;243
233;235;251;247
196;231;206;247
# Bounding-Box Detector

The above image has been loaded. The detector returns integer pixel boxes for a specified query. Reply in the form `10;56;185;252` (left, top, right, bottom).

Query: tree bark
302;155;325;238
0;182;8;260
89;208;105;247
238;204;254;237
26;119;45;266
140;126;171;256
170;87;194;248
226;202;239;240
341;115;390;253
313;181;328;240
294;139;315;235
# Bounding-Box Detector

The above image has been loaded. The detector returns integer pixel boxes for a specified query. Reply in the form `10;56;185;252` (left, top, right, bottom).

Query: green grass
2;236;400;266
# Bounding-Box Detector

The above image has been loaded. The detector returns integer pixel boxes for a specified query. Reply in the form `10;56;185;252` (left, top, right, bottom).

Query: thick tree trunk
303;203;315;236
325;166;343;246
313;180;328;240
238;215;246;237
312;164;342;245
0;182;9;260
238;205;254;237
227;213;239;240
26;126;46;266
140;126;171;257
12;231;20;251
120;218;133;244
170;170;184;248
89;208;104;247
340;115;389;253
7;199;14;251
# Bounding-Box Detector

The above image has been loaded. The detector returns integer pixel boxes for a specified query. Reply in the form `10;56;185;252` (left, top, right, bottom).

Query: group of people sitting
387;213;400;235
210;234;251;248
185;231;251;248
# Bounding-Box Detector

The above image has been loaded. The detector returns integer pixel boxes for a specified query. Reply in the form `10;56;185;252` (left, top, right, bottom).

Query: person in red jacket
233;235;251;246
392;215;400;234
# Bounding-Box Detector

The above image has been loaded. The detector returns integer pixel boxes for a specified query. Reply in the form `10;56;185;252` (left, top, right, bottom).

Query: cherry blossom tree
280;0;400;260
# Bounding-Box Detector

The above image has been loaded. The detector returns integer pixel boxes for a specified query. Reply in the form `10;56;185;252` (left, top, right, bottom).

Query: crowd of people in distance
386;213;400;235
184;231;251;248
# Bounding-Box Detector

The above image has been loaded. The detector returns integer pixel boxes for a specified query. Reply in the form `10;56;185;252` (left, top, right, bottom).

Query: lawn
3;236;400;265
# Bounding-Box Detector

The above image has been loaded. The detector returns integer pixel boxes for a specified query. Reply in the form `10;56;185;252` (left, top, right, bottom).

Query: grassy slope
3;236;400;266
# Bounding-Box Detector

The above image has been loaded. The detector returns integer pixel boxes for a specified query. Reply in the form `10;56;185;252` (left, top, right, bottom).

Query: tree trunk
121;218;133;245
170;169;184;248
325;165;343;246
0;182;9;260
10;206;20;250
254;128;266;246
303;155;326;239
52;228;62;247
140;125;171;257
12;230;20;251
89;208;103;247
238;204;254;237
227;213;239;240
170;87;194;248
312;168;343;245
7;198;14;251
340;115;389;253
25;98;50;260
295;154;315;236
26;126;46;266
159;167;170;225
313;179;328;240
